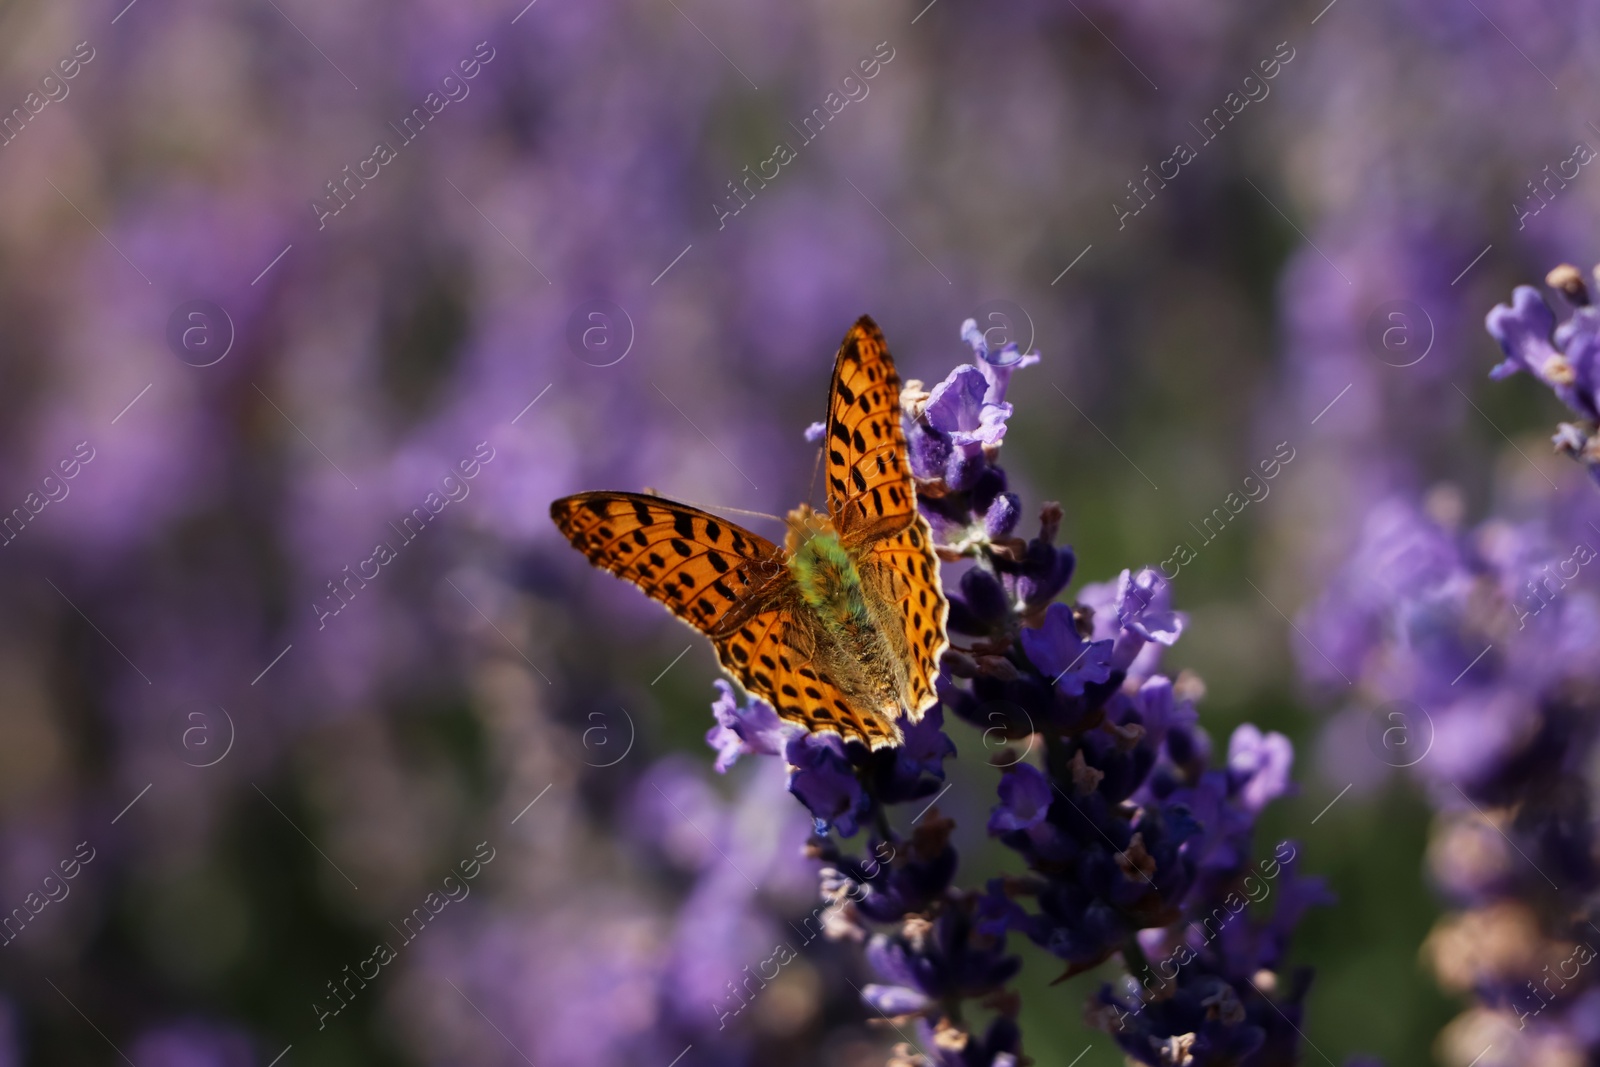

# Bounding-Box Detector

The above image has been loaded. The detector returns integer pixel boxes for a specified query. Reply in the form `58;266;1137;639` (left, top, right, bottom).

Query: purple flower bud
959;568;1012;631
970;465;1009;512
984;492;1022;540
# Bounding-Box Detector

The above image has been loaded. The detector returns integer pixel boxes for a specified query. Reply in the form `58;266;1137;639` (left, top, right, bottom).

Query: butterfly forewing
824;317;920;547
822;317;949;721
549;492;785;635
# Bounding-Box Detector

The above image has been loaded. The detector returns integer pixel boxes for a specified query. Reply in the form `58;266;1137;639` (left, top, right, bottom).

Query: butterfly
549;316;949;750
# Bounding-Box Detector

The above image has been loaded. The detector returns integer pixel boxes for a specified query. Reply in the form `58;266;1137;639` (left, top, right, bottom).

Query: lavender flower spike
698;316;1355;1066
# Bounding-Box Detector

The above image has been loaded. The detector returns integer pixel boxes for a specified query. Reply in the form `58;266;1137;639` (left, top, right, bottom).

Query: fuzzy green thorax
789;531;871;633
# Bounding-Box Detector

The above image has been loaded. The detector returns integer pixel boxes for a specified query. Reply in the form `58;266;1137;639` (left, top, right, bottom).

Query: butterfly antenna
808;442;825;505
646;490;786;527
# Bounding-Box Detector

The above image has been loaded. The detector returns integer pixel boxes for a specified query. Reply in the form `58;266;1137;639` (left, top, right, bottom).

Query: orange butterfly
550;316;949;750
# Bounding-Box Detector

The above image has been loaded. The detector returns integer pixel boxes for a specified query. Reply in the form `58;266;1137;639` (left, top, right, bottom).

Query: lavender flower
700;317;1349;1065
1297;279;1600;1063
1091;850;1335;1067
706;678;798;773
1485;265;1600;484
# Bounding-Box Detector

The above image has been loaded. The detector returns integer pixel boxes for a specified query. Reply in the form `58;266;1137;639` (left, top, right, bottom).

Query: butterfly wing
712;599;903;749
551;490;900;747
859;514;949;719
552;316;945;749
821;316;949;722
550;492;785;635
823;316;919;547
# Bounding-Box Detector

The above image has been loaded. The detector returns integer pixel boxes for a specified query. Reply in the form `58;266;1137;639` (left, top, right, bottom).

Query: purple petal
784;731;870;836
922;366;991;439
705;679;797;773
961;317;1041;406
1020;603;1114;696
1485;285;1556;380
866;934;922;988
989;763;1052;833
898;702;957;778
975;348;1041;408
1227;723;1295;812
1554;305;1600;419
1483;285;1596;419
1117;568;1184;646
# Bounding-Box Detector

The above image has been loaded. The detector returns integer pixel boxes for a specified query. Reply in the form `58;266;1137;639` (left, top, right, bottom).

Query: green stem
1120;936;1151;981
872;802;893;843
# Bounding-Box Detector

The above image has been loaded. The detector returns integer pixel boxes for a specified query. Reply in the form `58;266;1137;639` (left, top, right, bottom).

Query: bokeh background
1;0;1597;1063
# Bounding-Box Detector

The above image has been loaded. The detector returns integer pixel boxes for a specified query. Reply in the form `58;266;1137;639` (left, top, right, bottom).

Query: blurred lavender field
2;0;1598;1064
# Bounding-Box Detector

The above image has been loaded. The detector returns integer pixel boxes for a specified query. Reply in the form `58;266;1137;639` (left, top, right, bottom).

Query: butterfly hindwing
712;600;903;749
824;316;919;548
549;492;784;636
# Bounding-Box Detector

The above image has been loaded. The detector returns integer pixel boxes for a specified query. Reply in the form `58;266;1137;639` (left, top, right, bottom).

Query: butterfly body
786;508;870;631
782;504;917;725
550;317;948;750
